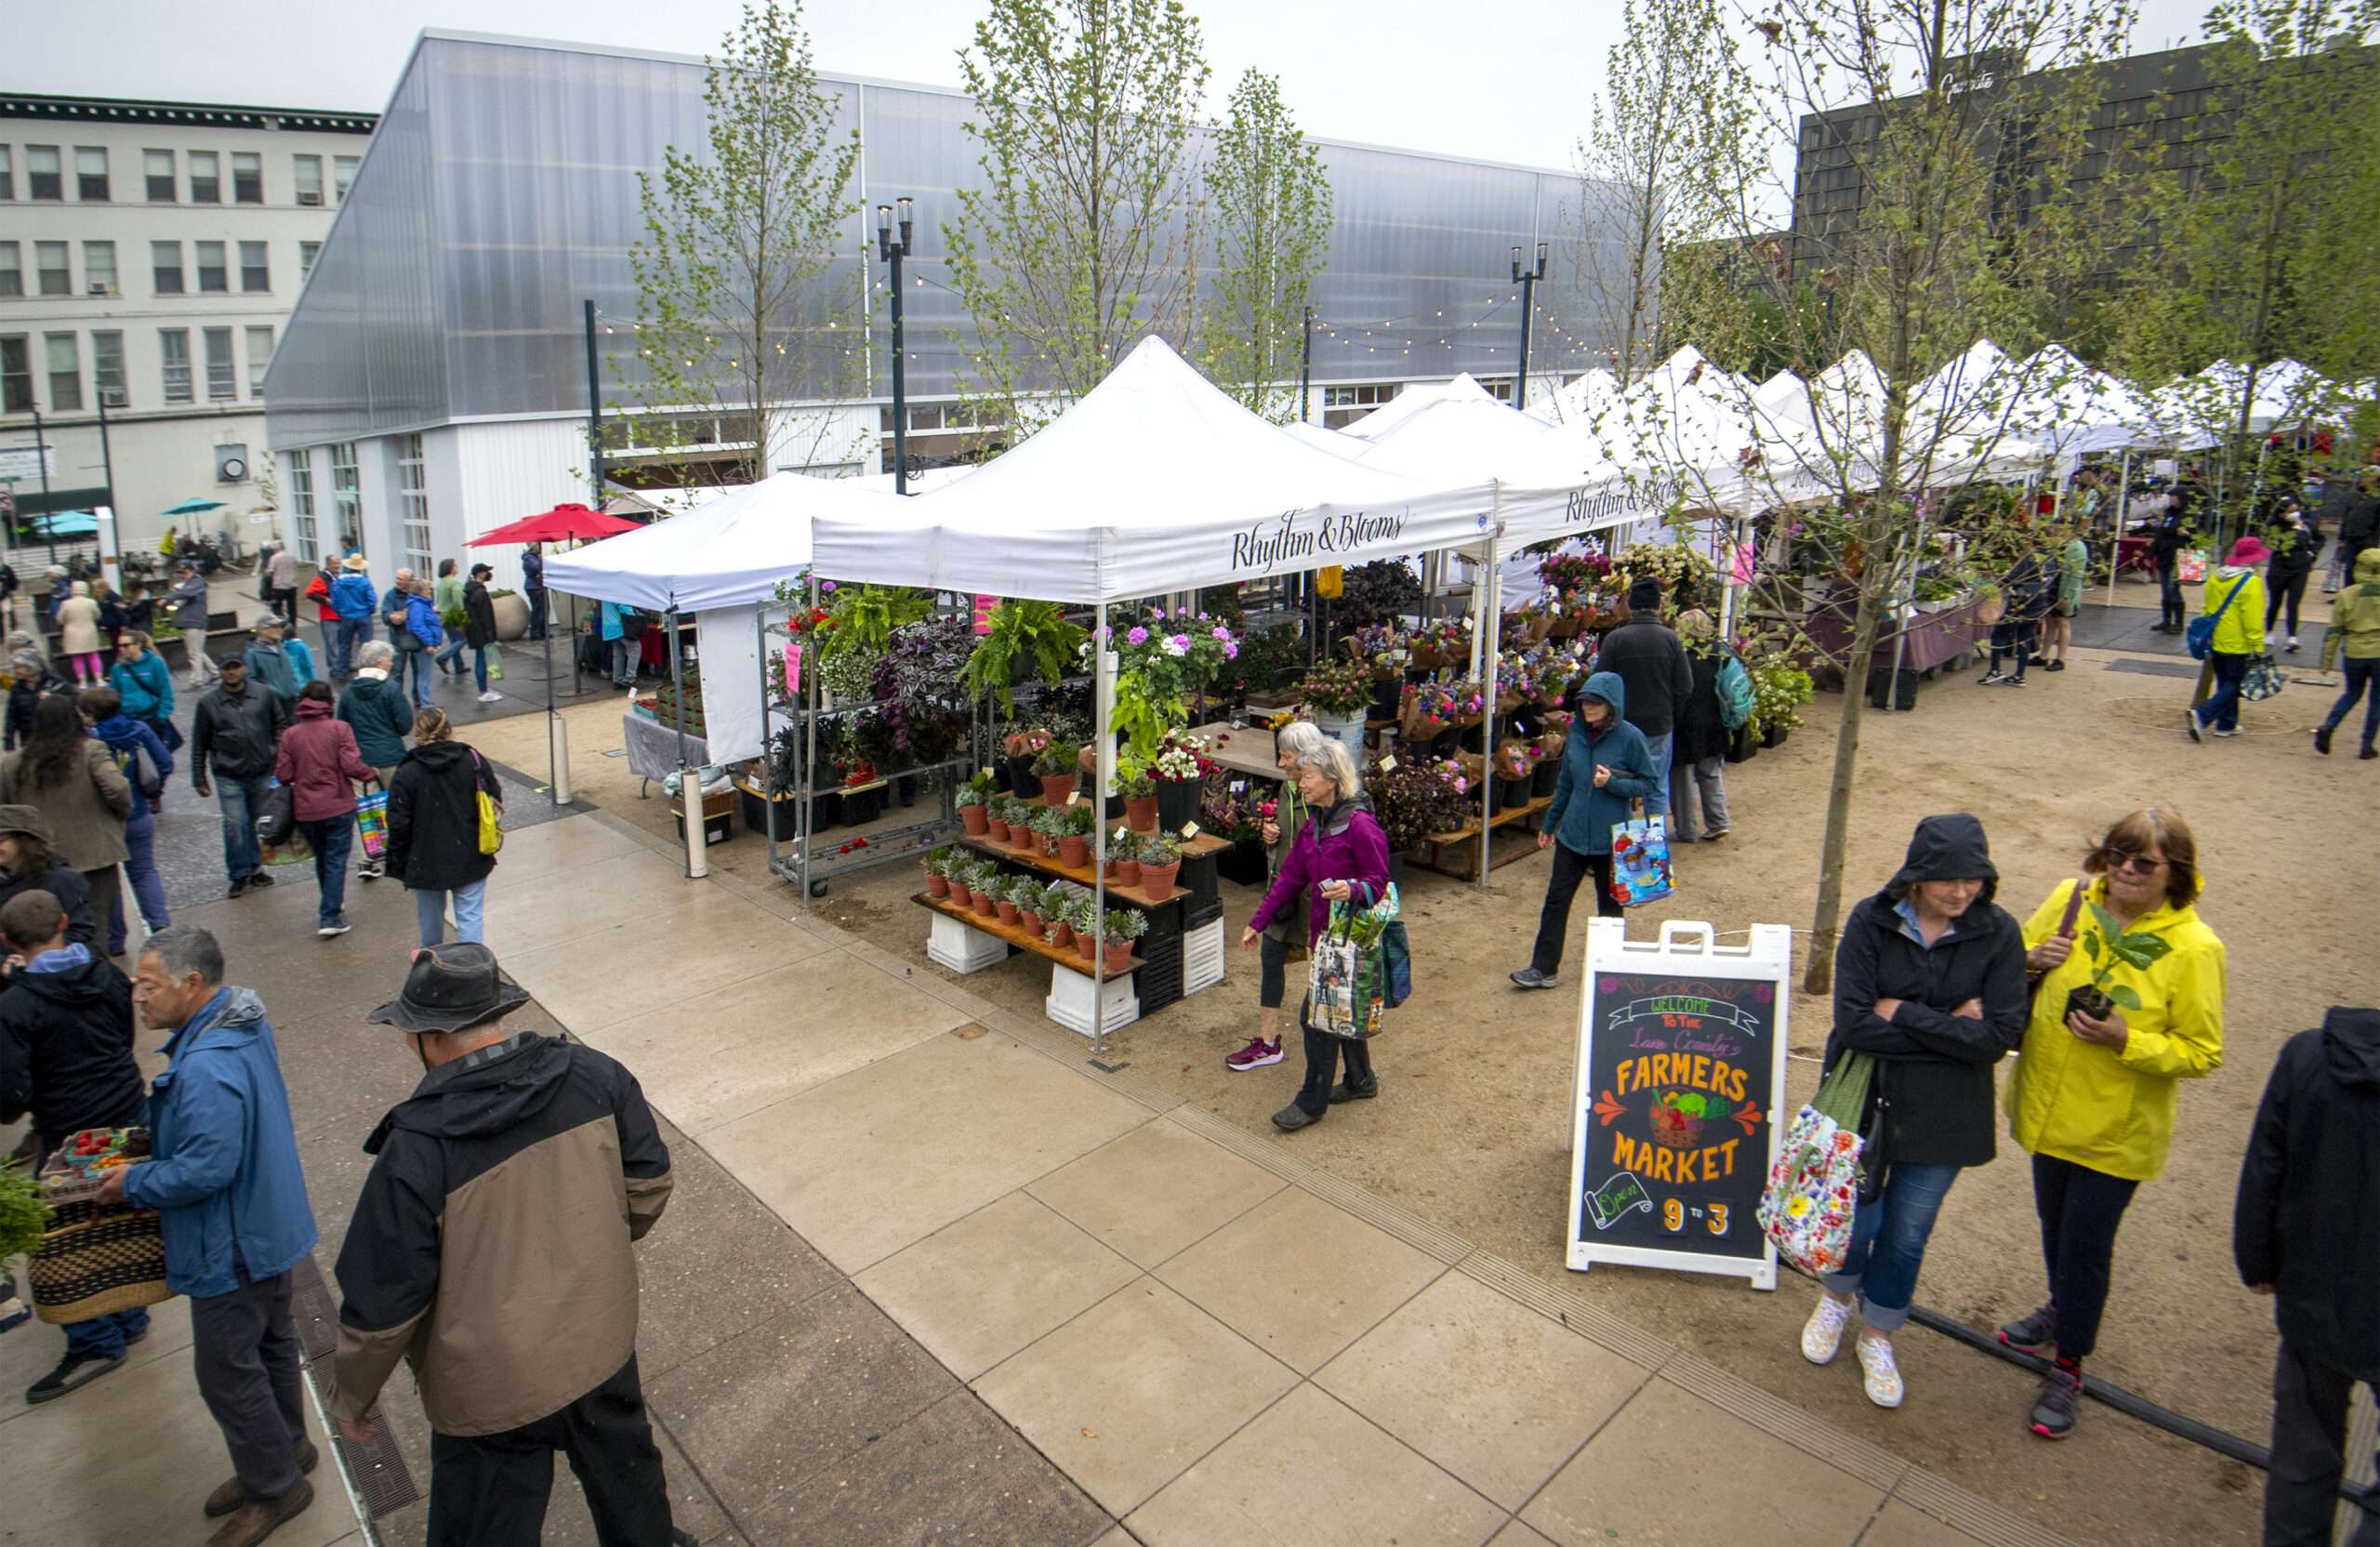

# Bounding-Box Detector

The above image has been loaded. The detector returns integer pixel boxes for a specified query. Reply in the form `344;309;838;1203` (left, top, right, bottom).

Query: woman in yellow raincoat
2000;806;2224;1443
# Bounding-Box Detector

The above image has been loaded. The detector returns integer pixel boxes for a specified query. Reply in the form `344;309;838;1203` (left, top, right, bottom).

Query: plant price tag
1377;755;1397;774
1180;821;1199;839
1065;791;1079;806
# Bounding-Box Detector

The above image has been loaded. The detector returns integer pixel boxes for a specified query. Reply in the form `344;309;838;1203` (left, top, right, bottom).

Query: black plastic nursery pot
841;784;888;826
1531;760;1561;799
1154;776;1201;834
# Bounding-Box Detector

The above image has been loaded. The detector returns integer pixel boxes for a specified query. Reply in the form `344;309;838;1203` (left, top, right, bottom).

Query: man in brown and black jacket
330;944;691;1546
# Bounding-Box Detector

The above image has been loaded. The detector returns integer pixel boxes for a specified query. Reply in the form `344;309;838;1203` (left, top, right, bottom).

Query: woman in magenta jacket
273;680;375;937
1241;737;1392;1131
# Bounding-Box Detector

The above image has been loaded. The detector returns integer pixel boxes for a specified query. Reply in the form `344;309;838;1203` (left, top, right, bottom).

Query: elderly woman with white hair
1225;719;1329;1073
1241;737;1392;1130
56;580;106;688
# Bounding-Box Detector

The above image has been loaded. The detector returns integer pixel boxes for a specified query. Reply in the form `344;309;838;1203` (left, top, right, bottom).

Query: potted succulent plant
1105;829;1142;888
1031;806;1064;858
1008;798;1040;853
1119;760;1159;834
957;772;994;836
1045;883;1078;949
922;845;954;899
1058;802;1094;868
967;862;1001;919
1069;896;1099;962
1013;876;1046;937
993;875;1024;926
2068;902;2173;1023
1035;745;1077;807
1136;831;1183;900
985;793;1013;845
1101;908;1148;972
945;861;975;908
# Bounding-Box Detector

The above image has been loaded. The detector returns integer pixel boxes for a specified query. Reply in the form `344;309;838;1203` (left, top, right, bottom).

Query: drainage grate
2103;658;2200;679
291;1256;420;1521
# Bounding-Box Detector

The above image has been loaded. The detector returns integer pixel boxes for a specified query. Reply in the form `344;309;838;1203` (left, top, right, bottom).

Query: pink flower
1151;607;1167;620
1223;641;1238;658
1211;626;1230;641
1197;612;1210;620
820;579;838;593
1127;626;1149;644
1163;634;1190;655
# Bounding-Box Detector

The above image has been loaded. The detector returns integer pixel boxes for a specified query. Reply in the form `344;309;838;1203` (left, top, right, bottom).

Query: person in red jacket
304;561;341;679
272;681;374;938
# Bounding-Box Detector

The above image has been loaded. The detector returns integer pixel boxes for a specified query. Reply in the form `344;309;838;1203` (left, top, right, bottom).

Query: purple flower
1211;626;1230;641
1151;607;1167;620
820;579;838;593
1197;612;1210;620
1127;626;1150;644
1166;633;1191;655
1223;641;1239;659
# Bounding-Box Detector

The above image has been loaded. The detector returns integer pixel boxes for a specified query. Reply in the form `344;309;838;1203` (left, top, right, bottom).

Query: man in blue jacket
327;554;377;678
97;924;320;1547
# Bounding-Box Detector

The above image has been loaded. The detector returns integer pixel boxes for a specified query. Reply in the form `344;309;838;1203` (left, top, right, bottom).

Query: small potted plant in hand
2068;901;2173;1023
923;845;954;899
1136;831;1183;900
1105;829;1142;888
1058;802;1094;868
1045;882;1078;949
1119;760;1159;834
993;874;1025;926
958;772;994;836
967;862;1001;919
1035;745;1077;807
1101;908;1148;972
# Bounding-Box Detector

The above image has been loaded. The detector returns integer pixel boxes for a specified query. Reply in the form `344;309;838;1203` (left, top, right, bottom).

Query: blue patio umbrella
161;498;226;516
26;511;98;536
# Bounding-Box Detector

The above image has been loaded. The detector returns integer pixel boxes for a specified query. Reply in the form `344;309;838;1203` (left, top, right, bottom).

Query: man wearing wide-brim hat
326;554;378;680
331;945;692;1547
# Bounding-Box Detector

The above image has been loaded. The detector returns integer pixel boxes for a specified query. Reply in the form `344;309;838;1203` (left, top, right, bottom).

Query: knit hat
1626;575;1663;612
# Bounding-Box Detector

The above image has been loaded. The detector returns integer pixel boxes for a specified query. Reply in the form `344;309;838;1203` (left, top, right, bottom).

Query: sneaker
2003;676;2027;687
317;922;351;939
2285;636;2300;653
205;1441;320;1518
249;872;274;889
357;862;384;881
1998;1302;2056;1355
2184;707;2202;744
2211;725;2241;738
1509;967;1559;990
1856;1333;1905;1408
2030;1365;2083;1439
2316;726;2334;756
1801;1294;1853;1365
1700;827;1729;840
1270;1104;1321;1131
1978;670;2006;685
2042;659;2066;672
1224;1037;1284;1071
26;1350;123;1404
2361;747;2378;760
204;1474;313;1547
478;691;503;703
227;877;253;900
1327;1079;1380;1104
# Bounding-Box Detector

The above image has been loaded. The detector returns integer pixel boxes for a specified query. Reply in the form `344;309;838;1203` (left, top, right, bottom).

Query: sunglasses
2098;849;2169;876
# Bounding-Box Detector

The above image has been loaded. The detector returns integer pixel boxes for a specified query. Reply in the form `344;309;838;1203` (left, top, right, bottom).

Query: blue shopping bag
1607;814;1675;907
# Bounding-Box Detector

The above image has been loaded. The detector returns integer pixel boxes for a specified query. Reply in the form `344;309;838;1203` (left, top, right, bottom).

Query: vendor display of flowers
1300;656;1377;719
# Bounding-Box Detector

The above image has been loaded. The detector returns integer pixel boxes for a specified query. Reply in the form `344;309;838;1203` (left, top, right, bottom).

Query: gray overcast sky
19;0;2216;170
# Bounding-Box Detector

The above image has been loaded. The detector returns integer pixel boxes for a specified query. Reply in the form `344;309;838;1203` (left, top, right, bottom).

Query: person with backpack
385;707;502;947
1670;608;1740;843
78;687;172;956
384;573;443;712
2186;536;2269;743
1593;577;1693;816
337;641;416;881
328;555;378;679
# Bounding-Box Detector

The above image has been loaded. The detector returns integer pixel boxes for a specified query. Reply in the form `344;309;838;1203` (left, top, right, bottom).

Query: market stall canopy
1339;373;1501;440
540;472;903;612
469;503;644;547
1526;366;1620;427
809;336;1581;604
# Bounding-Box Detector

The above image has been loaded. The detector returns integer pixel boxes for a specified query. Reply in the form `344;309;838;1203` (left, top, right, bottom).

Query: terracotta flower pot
995;900;1020;925
925;873;949;899
1137;859;1181;900
1039;833;1061;858
1058;835;1090;868
1103;941;1135;972
946;882;972;907
1040;774;1077;807
1111;857;1142;887
1125;796;1159;833
1074;931;1096;962
1018;908;1042;936
1050;921;1075;950
960;806;989;836
972;892;998;919
986;816;1011;843
1010;826;1038;854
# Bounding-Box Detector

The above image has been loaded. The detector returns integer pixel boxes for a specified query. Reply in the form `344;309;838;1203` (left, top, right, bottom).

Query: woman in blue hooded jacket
1513;670;1658;989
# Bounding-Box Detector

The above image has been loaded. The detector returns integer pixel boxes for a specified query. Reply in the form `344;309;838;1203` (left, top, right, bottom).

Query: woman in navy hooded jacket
1512;670;1657;990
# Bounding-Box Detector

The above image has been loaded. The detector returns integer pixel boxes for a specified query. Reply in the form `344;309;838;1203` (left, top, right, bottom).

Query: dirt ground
469;588;2380;1547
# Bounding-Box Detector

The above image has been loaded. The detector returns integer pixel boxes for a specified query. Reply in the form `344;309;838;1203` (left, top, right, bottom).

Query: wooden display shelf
1415;792;1554;879
911;892;1142;980
957;830;1228;910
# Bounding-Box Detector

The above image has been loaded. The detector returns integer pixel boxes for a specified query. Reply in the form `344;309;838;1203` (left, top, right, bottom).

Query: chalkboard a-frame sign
1566;918;1792;1289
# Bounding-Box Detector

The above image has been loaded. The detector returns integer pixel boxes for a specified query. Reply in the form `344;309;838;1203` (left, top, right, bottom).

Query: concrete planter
490;592;532;641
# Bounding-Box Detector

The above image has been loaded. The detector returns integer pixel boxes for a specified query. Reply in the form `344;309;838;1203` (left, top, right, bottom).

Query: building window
35;242;69;297
84;241;115;294
231;152;262;205
190;150;219;204
398;433;431;575
0;243;19;298
74;147;108;202
0;338;31;412
145;149;175;202
152;241;183;295
239;241;269;293
329;442;363;555
246;324;273;396
298;242;321;280
45;335;80;411
204;327;234;401
92;331;124;405
288;449;317;562
334;155;358;204
0;146;12;200
26;147;61;201
159;328;192;403
293;154;324;206
195;241;227;294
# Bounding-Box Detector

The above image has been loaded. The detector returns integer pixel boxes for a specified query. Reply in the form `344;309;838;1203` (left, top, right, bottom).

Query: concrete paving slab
1154;1186;1447;1375
1521;1377;1886;1547
702;1030;1148;1275
972;1278;1296;1517
642;1282;957;1523
740;1388;1112;1547
1125;1382;1505;1547
0;1294;192;1416
1857;1500;1995;1547
855;1191;1142;1382
479;811;648;882
1488;1522;1560;1547
1027;1117;1289;1270
575;954;968;1139
476;849;711;958
502;890;830;1034
542;1406;746;1547
1316;1270;1653;1512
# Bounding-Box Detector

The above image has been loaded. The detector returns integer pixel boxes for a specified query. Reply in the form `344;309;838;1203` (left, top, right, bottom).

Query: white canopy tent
1338;373;1502;441
1526;366;1620;427
542;471;902;613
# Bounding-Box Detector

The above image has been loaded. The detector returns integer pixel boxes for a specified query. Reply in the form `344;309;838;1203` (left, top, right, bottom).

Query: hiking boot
1509;967;1559;990
1856;1333;1905;1408
1327;1079;1379;1104
1271;1104;1321;1131
1801;1293;1852;1366
25;1351;122;1404
2316;726;2335;755
1998;1302;2056;1355
205;1476;313;1547
204;1442;320;1518
1224;1037;1283;1072
2029;1366;2083;1439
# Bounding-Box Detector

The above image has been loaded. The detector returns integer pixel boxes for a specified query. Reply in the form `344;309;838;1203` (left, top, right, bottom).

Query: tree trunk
1800;566;1887;996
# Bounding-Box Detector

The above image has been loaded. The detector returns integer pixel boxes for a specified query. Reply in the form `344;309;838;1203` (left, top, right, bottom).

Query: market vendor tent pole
668;605;707;879
1091;616;1114;1058
1475;514;1501;889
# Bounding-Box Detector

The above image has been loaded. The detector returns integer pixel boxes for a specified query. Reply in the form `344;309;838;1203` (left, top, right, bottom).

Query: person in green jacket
2186;536;2268;742
1223;719;1321;1073
2314;546;2380;758
2035;523;2090;673
337;641;415;879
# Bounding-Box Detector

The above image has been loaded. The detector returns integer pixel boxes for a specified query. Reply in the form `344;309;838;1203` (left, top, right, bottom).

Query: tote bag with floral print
1757;1051;1874;1276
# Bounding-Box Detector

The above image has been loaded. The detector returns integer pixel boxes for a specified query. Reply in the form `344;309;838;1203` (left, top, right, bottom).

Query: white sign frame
1566;917;1792;1289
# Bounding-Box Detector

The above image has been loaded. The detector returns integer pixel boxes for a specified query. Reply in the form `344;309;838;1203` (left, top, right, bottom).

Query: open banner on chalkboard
1566;917;1792;1289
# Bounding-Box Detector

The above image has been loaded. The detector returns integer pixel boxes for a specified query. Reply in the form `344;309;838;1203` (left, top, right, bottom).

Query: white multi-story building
0;91;376;560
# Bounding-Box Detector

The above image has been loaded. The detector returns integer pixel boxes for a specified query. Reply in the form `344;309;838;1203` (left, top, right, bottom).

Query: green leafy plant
1062;801;1096;837
1104;828;1141;862
2074;902;2174;1015
1137;831;1181;865
1117;759;1156;799
923;843;955;876
1032;745;1074;777
1038;880;1072;918
0;1162;50;1262
957;771;995;810
1745;658;1814;737
963;860;1001;894
1003;873;1044;907
1103;907;1150;942
817;585;933;664
961;600;1087;715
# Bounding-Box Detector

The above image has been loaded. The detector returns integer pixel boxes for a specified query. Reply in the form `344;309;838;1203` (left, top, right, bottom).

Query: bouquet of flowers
1538;550;1611;595
1151;730;1212;783
1301;656;1378;718
1368;757;1474;848
1342;625;1410;679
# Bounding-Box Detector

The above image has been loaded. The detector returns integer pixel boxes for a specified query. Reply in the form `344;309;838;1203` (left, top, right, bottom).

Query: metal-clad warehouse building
264;30;1627;593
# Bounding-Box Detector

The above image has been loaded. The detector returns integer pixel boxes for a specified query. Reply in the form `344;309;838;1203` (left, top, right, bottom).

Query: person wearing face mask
2001;807;2226;1442
1510;670;1658;991
2262;496;2319;653
1799;815;2029;1410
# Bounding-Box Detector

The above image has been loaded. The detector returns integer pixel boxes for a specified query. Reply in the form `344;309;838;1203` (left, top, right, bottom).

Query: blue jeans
2194;650;2249;733
395;647;433;709
433;634;469;674
333;616;373;677
471;645;491;693
1822;1161;1961;1332
297;816;353;928
214;772;274;884
64;1305;150;1361
2321;656;2378;749
111;806;170;954
1640;731;1673;816
413;878;487;947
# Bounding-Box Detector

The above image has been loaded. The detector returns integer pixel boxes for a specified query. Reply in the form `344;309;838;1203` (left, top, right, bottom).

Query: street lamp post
875;197;917;495
1510;241;1548;412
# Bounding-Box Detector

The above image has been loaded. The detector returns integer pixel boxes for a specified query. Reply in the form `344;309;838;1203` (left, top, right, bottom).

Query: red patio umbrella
466;503;641;547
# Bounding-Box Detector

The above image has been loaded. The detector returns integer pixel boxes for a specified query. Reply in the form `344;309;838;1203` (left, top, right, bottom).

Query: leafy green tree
1198;69;1333;418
